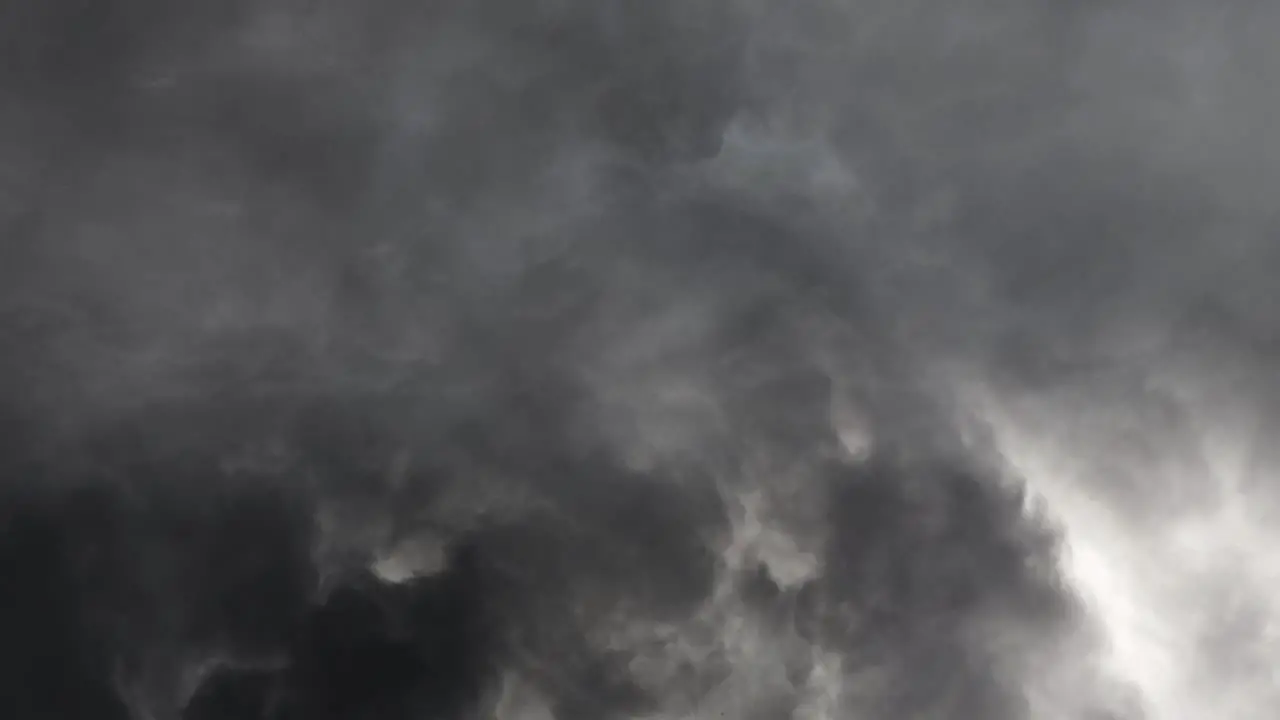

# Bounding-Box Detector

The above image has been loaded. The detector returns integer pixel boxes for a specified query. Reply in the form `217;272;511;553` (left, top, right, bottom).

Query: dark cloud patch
1;1;1276;719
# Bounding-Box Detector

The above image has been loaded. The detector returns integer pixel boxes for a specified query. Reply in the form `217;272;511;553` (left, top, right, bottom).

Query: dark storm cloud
2;1;1277;719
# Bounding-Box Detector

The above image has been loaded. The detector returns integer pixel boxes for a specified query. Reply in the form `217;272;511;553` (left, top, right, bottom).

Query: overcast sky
2;2;1278;719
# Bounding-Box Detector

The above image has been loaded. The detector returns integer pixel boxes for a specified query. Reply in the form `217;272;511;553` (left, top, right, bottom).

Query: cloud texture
2;2;1279;719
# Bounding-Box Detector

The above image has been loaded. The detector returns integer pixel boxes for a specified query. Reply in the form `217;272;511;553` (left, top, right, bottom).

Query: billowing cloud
1;2;1277;719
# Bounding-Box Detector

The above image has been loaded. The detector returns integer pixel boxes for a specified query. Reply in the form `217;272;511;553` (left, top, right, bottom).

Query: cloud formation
2;2;1278;719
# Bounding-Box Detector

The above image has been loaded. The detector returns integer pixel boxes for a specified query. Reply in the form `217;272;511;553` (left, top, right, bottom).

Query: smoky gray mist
2;2;1278;719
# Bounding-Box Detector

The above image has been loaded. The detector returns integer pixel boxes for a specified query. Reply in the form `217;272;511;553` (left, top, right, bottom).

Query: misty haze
1;2;1278;719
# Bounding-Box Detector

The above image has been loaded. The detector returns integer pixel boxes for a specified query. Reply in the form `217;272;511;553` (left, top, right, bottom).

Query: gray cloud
1;2;1277;719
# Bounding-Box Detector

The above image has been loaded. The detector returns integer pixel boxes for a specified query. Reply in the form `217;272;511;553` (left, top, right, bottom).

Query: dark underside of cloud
2;1;1278;719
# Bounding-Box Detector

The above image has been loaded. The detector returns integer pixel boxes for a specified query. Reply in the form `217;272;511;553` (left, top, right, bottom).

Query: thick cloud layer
2;2;1278;719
